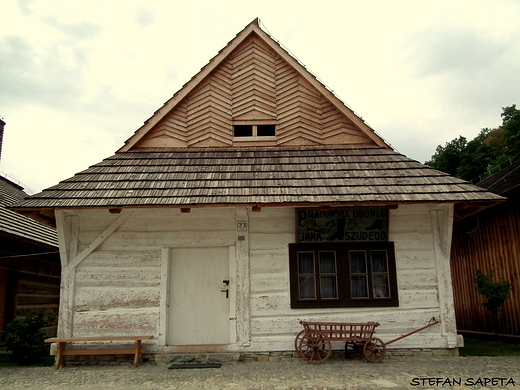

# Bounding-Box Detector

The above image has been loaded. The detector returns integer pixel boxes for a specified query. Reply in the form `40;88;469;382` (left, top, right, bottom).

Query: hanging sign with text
296;208;388;243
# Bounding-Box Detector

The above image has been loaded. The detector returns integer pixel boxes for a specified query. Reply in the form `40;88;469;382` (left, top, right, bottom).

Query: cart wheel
298;331;331;364
294;330;306;357
345;341;363;359
363;338;386;363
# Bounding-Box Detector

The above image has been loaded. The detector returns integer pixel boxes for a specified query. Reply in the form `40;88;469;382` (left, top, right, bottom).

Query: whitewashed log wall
54;203;458;353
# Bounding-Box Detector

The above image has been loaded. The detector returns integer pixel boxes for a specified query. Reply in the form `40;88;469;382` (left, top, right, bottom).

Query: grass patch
460;338;520;356
0;353;55;367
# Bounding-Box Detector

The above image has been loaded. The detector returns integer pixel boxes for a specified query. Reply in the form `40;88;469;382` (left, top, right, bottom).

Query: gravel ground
1;355;519;390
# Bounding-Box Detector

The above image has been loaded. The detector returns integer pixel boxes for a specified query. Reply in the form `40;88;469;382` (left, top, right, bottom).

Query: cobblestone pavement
1;355;519;390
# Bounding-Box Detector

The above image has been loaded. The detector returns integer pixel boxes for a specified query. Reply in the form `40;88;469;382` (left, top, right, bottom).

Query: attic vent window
234;125;253;137
257;125;276;136
233;124;276;140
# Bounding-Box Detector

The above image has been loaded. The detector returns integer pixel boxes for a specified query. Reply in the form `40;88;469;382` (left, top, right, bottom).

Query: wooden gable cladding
137;63;233;148
131;20;381;150
230;34;276;121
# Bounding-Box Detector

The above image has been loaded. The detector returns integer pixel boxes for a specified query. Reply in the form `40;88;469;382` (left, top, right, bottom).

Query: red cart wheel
363;337;386;363
294;330;306;357
298;331;331;364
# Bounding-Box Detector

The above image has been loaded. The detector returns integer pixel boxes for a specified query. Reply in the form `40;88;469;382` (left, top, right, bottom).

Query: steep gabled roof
10;19;505;225
119;18;389;151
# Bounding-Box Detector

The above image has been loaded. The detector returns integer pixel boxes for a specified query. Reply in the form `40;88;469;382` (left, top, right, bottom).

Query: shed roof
11;146;504;225
476;159;520;197
0;176;58;247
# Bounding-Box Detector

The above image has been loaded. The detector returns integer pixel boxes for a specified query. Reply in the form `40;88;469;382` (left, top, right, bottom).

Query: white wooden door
167;247;230;345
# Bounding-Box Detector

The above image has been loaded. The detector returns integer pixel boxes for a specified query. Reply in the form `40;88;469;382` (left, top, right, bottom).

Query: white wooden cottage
13;19;504;358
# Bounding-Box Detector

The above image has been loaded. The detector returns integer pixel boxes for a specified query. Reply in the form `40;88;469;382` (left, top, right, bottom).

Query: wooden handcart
295;318;438;364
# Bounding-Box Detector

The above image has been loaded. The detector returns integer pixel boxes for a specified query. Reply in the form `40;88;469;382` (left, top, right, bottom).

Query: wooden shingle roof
477;159;520;197
11;146;504;224
0;176;58;246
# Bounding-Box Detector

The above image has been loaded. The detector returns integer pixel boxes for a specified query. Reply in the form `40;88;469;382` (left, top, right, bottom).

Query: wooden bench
44;335;153;369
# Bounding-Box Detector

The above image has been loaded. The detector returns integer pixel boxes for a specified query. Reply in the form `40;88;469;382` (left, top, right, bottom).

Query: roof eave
453;199;506;222
13;197;505;227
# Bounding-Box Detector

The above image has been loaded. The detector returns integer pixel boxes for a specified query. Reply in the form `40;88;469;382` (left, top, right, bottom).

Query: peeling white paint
56;204;458;353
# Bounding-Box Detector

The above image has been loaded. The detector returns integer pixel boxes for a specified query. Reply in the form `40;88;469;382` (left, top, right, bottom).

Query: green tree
426;105;520;181
500;104;520;162
457;129;492;180
425;136;467;176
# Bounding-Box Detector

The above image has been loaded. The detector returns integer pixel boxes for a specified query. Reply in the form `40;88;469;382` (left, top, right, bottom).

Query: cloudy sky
1;0;519;194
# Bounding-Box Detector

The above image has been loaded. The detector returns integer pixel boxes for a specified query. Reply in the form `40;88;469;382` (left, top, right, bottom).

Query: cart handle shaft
384;318;439;346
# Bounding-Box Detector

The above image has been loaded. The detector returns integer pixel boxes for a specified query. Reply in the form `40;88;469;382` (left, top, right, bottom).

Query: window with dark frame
289;242;398;308
233;124;276;138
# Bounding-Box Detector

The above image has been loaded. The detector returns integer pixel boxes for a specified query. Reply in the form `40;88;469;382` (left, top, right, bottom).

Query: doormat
169;363;222;369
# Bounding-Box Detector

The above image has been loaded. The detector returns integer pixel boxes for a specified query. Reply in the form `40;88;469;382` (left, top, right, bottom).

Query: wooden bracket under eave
109;208;122;214
180;208;191;213
252;205;261;212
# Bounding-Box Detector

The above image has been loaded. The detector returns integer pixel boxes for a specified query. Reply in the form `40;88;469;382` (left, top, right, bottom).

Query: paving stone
0;355;518;389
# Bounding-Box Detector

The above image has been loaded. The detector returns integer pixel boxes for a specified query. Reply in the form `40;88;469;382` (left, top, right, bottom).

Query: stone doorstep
155;352;241;365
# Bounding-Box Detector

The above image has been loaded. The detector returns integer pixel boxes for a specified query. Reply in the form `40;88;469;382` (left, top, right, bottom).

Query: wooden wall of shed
0;236;60;331
450;197;520;335
59;204;456;351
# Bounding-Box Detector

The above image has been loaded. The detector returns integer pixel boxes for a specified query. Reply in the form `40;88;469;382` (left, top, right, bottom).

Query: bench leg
133;339;142;367
55;342;67;369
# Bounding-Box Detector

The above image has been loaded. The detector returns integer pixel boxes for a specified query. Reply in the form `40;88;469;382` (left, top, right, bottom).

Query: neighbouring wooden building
12;20;504;358
451;160;520;336
0;120;61;331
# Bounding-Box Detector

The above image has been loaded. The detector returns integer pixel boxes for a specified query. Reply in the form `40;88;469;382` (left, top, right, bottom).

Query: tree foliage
0;311;56;364
426;105;520;181
475;269;511;325
475;269;511;315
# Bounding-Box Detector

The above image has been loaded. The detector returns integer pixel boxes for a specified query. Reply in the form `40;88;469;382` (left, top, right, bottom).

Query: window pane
299;276;316;299
234;125;253;137
257;125;276;136
298;252;314;274
371;251;388;273
319;251;336;273
350;251;366;273
372;275;390;297
320;276;337;299
351;275;368;298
